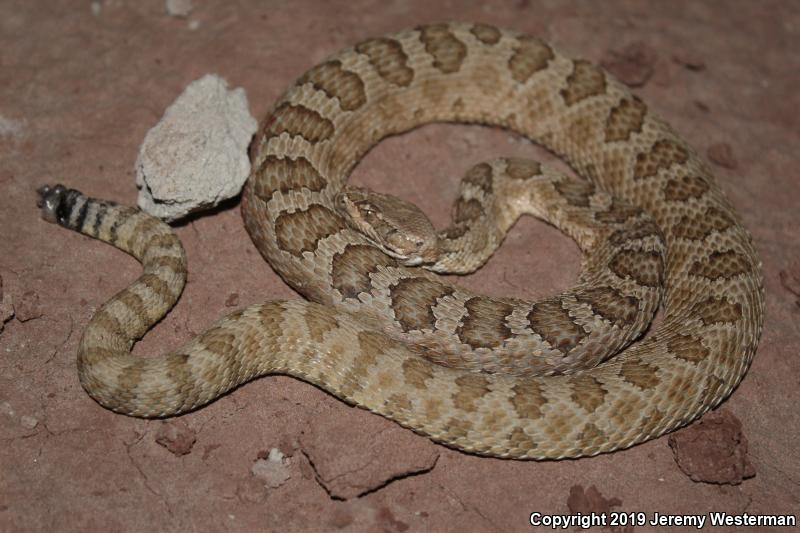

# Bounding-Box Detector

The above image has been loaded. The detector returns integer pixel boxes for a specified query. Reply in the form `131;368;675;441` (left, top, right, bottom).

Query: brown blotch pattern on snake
419;24;467;74
576;422;607;447
668;334;710;364
508;36;554;83
454;198;484;223
569;375;608;414
553;178;596;207
264;103;334;143
254;156;327;202
527;299;588;354
505;158;542;180
463;162;493;193
299;60;367;112
575;287;639;327
452;374;491;411
620;357;661;391
507;427;538;452
355;38;414;87
689;251;752;281
385;393;412;415
662;175;710;202
331;244;397;299
604;96;647;142
633;139;689;181
510;382;548;420
691;297;743;325
304;305;341;343
390;277;454;332
444;417;474;440
275;205;347;257
339;335;380;396
470;23;502;45
561;60;607;106
402;358;435;390
608;222;662;247
608;249;664;287
457;297;515;350
671;207;735;240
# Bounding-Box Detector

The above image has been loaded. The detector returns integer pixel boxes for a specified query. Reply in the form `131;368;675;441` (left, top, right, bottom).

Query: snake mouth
380;244;425;266
373;238;420;264
401;256;425;267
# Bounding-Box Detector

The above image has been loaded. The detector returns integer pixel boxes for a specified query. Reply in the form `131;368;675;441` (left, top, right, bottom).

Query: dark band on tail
38;184;119;237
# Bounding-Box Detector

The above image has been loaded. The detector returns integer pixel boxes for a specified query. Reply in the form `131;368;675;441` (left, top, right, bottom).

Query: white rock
0;401;14;417
267;448;285;463
165;0;193;17
20;415;38;429
0;115;24;138
251;448;291;489
135;74;257;222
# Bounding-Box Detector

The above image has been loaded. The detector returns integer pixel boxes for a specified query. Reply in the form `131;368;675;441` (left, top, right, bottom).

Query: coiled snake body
38;23;763;459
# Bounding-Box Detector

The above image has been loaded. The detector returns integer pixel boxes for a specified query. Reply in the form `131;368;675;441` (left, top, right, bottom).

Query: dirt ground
1;1;799;531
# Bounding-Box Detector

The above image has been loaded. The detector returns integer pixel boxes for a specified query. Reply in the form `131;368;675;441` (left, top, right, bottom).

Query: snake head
335;187;440;266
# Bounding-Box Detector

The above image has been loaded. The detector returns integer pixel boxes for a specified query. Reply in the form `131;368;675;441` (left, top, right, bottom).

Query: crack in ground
122;434;175;518
44;316;74;366
356;453;439;499
308;426;395;485
300;449;336;499
300;447;439;501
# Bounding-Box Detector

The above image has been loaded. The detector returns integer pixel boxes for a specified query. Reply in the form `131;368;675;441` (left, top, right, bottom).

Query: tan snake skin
38;23;763;459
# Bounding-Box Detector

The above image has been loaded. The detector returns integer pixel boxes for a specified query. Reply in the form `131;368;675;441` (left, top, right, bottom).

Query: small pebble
1;401;14;417
20;415;38;429
601;42;657;88
707;142;738;169
668;409;755;485
155;420;197;455
166;0;193;17
251;448;291;489
14;290;43;322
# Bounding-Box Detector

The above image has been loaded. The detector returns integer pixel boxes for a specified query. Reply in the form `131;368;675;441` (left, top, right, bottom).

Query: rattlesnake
37;23;763;459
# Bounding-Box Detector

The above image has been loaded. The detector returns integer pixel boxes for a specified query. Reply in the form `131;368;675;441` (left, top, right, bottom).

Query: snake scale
38;23;763;459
